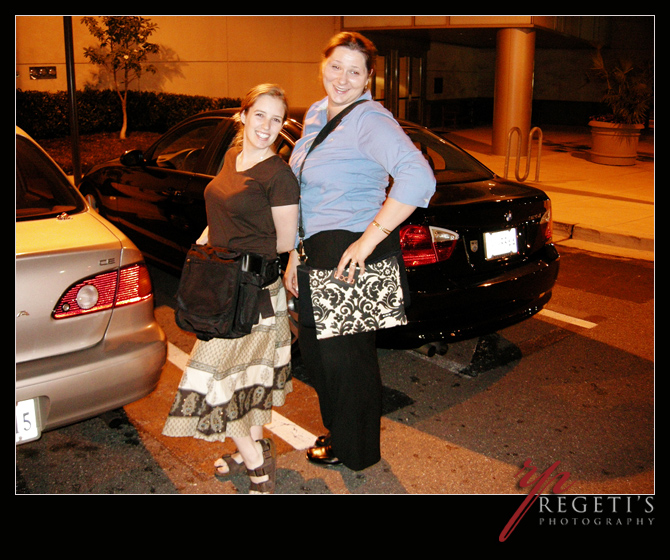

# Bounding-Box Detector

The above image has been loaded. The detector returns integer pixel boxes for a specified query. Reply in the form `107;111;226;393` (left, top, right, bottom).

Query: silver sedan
15;127;167;445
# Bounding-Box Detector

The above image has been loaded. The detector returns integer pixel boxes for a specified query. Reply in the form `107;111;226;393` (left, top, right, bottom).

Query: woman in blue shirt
285;32;435;471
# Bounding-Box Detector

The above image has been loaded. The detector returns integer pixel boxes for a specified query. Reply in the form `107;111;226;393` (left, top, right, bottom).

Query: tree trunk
119;90;128;140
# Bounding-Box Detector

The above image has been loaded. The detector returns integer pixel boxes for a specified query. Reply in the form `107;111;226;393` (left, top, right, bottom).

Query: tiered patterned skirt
162;278;293;442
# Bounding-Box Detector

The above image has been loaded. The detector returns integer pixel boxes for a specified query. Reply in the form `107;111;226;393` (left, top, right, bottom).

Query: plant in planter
588;48;653;165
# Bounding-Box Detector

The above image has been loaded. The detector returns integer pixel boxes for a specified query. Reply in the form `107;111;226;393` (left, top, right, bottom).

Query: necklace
237;148;271;171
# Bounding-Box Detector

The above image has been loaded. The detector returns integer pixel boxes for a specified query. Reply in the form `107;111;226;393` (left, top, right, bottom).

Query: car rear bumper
378;245;560;348
16;309;167;441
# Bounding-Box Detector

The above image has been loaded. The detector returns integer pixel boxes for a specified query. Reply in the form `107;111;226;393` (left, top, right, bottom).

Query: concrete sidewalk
440;125;654;261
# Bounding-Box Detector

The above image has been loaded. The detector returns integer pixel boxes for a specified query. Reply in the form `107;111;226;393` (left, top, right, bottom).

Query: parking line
167;342;316;450
167;342;190;371
538;309;597;329
267;411;318;450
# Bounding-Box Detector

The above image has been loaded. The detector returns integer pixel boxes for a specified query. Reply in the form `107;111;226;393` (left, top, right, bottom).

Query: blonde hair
232;83;289;146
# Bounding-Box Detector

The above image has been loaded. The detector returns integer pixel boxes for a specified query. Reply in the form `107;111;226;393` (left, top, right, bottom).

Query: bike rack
504;126;543;182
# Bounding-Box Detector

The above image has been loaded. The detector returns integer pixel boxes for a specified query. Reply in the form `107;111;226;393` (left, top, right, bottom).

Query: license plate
16;399;41;444
484;228;518;260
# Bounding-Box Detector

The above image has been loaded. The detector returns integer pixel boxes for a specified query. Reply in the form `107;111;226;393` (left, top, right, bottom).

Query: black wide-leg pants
299;320;382;470
298;229;402;471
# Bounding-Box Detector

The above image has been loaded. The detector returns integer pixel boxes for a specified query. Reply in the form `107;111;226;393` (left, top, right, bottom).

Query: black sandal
247;438;276;494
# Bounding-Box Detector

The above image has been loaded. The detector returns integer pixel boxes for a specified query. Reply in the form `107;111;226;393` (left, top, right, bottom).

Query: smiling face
322;46;371;117
240;94;286;154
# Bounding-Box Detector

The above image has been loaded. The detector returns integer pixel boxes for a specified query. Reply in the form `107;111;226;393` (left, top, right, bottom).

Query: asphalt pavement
19;123;654;507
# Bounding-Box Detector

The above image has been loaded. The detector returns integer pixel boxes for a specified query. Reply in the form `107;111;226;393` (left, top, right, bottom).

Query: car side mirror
120;149;146;167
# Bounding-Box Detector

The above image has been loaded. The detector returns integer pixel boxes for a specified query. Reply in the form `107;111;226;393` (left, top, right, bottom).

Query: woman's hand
335;234;378;282
283;249;300;298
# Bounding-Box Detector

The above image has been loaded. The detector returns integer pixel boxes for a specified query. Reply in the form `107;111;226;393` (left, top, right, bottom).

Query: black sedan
79;109;559;349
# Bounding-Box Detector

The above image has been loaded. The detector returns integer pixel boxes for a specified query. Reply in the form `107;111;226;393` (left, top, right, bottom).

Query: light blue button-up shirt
289;92;436;241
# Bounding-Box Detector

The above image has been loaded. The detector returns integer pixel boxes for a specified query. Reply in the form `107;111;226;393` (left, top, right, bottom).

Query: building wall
426;42;496;100
15;15;339;108
16;15;653;126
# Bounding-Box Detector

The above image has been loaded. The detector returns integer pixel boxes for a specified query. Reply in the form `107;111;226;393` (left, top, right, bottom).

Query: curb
554;221;654;253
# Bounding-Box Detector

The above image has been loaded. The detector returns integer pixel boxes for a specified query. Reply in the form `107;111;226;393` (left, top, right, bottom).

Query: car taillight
540;200;553;242
399;224;459;267
53;263;153;319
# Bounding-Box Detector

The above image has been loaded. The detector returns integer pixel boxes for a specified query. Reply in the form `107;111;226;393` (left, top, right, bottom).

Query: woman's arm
335;197;416;281
271;204;299;255
332;111;434;282
196;226;209;245
283;248;301;298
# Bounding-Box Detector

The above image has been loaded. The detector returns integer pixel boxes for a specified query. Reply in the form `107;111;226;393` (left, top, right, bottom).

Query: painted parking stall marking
538;309;597;329
165;309;594;447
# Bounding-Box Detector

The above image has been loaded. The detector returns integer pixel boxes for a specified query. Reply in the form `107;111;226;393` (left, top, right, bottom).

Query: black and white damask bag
307;253;407;340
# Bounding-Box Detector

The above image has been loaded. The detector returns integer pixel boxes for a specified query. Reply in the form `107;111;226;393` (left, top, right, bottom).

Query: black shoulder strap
297;99;368;243
304;99;368;160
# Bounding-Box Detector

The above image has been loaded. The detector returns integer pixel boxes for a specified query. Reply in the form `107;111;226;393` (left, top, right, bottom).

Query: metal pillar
492;28;536;156
63;16;81;185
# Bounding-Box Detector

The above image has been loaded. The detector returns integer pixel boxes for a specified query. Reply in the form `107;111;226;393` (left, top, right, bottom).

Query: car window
212;137;236;176
274;132;293;163
16;135;85;220
405;127;493;183
150;121;219;171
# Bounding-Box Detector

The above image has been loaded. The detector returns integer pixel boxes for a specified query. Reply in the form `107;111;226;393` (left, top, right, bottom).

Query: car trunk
15;212;123;363
425;179;551;277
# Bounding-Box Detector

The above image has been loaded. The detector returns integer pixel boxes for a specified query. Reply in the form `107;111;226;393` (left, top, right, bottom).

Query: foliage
589;48;653;125
82;16;160;138
38;131;162;176
16;89;241;139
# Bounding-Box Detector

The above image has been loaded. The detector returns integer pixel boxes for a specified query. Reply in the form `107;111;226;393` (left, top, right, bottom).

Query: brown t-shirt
204;147;299;258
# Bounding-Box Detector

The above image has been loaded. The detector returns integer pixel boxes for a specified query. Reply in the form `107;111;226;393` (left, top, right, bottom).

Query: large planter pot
589;120;645;166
